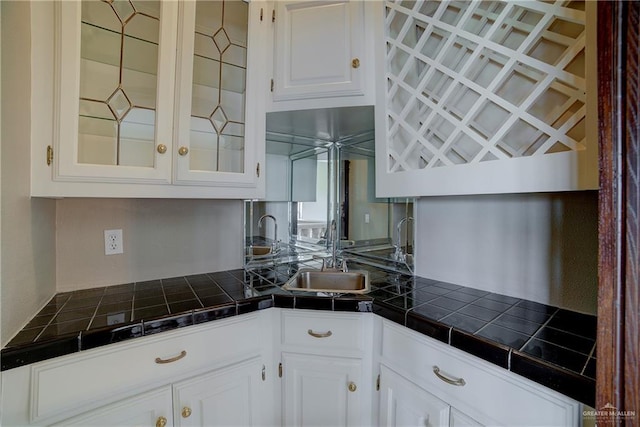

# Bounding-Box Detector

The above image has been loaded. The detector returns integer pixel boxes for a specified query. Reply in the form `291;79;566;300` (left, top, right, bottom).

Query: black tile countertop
0;264;596;407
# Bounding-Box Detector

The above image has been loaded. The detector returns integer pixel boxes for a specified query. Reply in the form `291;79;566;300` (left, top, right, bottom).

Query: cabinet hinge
46;145;53;166
376;374;380;391
272;9;275;23
262;365;266;381
256;162;260;177
278;362;283;378
260;7;263;21
270;79;274;92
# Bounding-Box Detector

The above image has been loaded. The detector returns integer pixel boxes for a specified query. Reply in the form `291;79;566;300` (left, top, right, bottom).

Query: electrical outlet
104;229;123;255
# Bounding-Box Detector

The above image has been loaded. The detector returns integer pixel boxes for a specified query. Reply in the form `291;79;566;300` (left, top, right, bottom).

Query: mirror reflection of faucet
393;217;414;269
257;214;279;255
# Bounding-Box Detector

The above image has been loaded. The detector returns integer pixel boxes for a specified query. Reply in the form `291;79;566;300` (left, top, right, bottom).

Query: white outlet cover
104;229;123;255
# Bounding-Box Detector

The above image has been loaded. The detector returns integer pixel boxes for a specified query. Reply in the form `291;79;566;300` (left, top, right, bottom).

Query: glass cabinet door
174;0;259;187
56;0;178;183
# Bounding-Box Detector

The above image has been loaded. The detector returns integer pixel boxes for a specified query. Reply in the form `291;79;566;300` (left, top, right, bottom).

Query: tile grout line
205;272;235;302
580;342;598;376
33;295;74;342
130;281;137;323
85;286;108;331
517;307;560;352
160;278;171;314
183;276;206;309
472;299;523;336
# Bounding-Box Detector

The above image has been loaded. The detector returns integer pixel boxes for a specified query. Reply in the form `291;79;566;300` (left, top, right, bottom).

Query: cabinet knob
156;416;167;427
182;406;192;418
178;146;189;156
351;58;360;68
156;144;167;154
348;382;357;392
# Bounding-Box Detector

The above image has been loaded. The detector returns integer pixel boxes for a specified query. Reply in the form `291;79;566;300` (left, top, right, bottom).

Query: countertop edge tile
273;294;295;309
143;313;194;336
237;296;274;314
450;329;510;369
0;333;80;370
293;295;333;311
81;322;144;351
511;349;596;408
406;311;449;344
333;297;374;313
372;300;406;326
192;304;237;324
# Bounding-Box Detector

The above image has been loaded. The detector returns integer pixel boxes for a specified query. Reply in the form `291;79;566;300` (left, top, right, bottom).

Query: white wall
55;198;244;292
414;192;598;315
1;1;57;347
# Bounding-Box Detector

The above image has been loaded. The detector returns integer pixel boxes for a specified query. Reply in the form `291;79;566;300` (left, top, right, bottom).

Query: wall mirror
244;106;415;273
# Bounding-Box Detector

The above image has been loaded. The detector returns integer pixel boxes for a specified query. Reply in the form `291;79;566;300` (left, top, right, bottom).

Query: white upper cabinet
55;0;177;185
374;0;598;197
31;0;267;198
173;1;262;189
267;0;376;111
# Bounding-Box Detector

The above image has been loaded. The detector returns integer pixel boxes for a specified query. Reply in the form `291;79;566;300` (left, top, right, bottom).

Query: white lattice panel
384;0;587;173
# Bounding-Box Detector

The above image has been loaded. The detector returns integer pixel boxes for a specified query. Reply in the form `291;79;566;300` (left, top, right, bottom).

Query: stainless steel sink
282;268;370;294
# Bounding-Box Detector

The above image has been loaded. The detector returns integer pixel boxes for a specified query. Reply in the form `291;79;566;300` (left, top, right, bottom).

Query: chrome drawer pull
155;350;187;364
307;329;332;338
433;366;466;386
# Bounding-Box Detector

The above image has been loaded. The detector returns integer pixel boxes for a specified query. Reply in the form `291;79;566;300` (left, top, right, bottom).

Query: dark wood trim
623;4;640;419
597;0;640;421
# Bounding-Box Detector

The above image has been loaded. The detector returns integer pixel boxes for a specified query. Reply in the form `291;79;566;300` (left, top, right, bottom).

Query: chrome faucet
329;219;338;269
321;220;347;272
258;214;278;252
393;216;414;263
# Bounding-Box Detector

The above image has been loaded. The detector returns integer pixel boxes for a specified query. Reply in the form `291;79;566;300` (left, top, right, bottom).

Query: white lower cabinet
449;409;483;427
282;353;362;427
378;365;450;427
173;357;266;427
0;311;275;427
378;320;582;427
54;357;266;427
0;309;585;427
279;309;374;427
52;386;173;427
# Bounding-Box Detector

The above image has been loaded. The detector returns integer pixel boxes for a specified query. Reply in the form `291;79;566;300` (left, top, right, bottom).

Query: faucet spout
330;219;337;269
394;216;414;263
258;214;278;251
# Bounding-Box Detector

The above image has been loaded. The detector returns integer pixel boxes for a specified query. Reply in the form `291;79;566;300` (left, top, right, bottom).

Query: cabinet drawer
380;321;579;426
281;310;363;352
30;313;265;424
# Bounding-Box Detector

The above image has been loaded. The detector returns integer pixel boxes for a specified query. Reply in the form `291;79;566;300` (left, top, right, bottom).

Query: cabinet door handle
352;58;360;68
182;406;192;418
432;366;466;386
156;144;167;154
155;350;187;364
307;329;332;338
348;382;357;392
156;416;167;427
178;146;189;156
